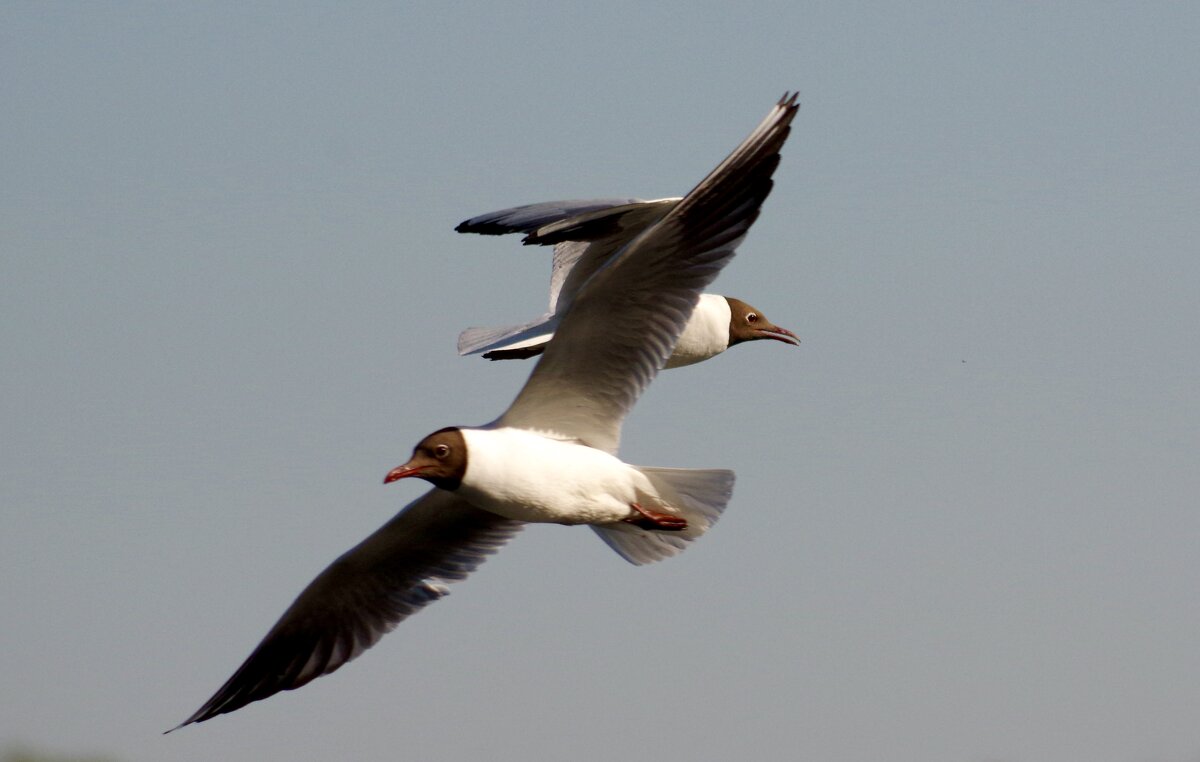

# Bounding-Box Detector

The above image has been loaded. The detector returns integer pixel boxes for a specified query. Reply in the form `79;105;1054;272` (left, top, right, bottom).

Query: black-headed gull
172;93;799;730
456;197;799;367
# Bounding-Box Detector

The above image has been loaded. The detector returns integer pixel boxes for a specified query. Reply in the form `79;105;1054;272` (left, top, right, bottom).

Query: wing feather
499;94;799;452
170;490;522;730
454;198;643;236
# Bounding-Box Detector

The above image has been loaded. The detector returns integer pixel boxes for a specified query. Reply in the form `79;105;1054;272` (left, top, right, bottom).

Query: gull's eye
434;444;450;459
746;312;759;323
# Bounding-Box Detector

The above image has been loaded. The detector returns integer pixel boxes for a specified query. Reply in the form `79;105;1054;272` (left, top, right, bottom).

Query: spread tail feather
591;467;735;565
457;315;558;357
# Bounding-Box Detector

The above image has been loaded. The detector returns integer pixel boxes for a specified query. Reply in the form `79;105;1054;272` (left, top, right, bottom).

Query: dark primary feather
170;490;522;730
454;198;641;236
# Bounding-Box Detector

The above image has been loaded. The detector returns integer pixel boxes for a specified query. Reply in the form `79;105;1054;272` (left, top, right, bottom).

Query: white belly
457;428;655;525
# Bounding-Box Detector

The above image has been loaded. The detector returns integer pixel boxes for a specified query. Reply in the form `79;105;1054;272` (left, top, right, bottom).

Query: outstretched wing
457;198;680;315
171;490;522;730
454;200;680;356
499;94;800;453
540;201;679;313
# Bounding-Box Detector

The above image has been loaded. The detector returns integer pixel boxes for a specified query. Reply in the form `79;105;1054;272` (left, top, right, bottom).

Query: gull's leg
622;502;687;531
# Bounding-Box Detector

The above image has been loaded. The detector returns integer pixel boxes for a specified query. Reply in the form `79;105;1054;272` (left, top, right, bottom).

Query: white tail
457;315;558;356
591;467;735;565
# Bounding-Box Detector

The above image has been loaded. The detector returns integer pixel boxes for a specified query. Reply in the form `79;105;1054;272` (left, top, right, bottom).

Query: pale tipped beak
759;324;801;346
383;463;426;484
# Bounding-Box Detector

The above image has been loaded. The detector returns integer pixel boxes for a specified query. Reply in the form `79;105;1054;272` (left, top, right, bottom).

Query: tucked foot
623;503;688;531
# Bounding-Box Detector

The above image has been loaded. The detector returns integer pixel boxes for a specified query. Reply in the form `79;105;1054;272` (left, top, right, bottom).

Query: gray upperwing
544;200;680;314
456;200;681;344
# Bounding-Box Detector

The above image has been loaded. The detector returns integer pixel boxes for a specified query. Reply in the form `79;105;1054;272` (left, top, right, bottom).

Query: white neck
665;293;731;369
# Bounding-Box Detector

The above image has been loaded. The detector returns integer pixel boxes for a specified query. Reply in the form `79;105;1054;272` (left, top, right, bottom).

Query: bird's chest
665;298;729;369
458;432;643;525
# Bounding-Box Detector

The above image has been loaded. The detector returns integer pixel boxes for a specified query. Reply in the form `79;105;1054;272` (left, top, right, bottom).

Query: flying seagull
456;197;799;367
171;92;799;730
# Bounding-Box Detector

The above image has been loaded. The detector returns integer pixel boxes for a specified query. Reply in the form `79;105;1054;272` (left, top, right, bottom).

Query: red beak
759;325;801;346
383;464;425;484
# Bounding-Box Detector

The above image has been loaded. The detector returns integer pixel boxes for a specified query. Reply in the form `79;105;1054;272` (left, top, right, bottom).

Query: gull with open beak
172;93;799;730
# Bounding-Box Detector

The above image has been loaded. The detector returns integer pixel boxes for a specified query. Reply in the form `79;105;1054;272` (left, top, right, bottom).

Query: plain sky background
3;3;1199;761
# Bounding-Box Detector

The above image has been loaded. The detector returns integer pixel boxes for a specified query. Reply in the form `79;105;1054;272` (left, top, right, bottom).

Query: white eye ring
434;444;450;458
746;312;759;323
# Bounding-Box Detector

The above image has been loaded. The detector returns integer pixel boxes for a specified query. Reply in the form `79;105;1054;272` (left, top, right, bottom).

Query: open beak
383;462;426;484
758;324;801;346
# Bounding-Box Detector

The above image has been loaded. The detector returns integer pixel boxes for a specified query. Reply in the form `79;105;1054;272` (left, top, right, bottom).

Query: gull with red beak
455;198;800;366
172;93;799;731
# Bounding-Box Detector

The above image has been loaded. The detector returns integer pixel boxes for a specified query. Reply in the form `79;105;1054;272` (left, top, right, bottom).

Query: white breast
456;428;655;525
664;293;731;369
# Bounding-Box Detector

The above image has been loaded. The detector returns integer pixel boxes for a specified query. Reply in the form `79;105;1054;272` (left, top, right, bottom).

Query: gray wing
454;201;679;356
171;490;522;730
541;201;679;313
499;94;799;453
457;198;680;313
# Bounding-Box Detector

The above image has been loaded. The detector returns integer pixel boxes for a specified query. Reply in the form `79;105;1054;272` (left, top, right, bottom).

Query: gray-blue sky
3;3;1199;761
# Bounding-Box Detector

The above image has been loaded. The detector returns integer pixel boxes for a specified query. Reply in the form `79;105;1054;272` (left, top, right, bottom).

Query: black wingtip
456;219;515;236
165;705;211;733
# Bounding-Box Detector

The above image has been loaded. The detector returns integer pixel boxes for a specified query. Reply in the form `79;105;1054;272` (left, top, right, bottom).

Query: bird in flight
171;92;799;730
